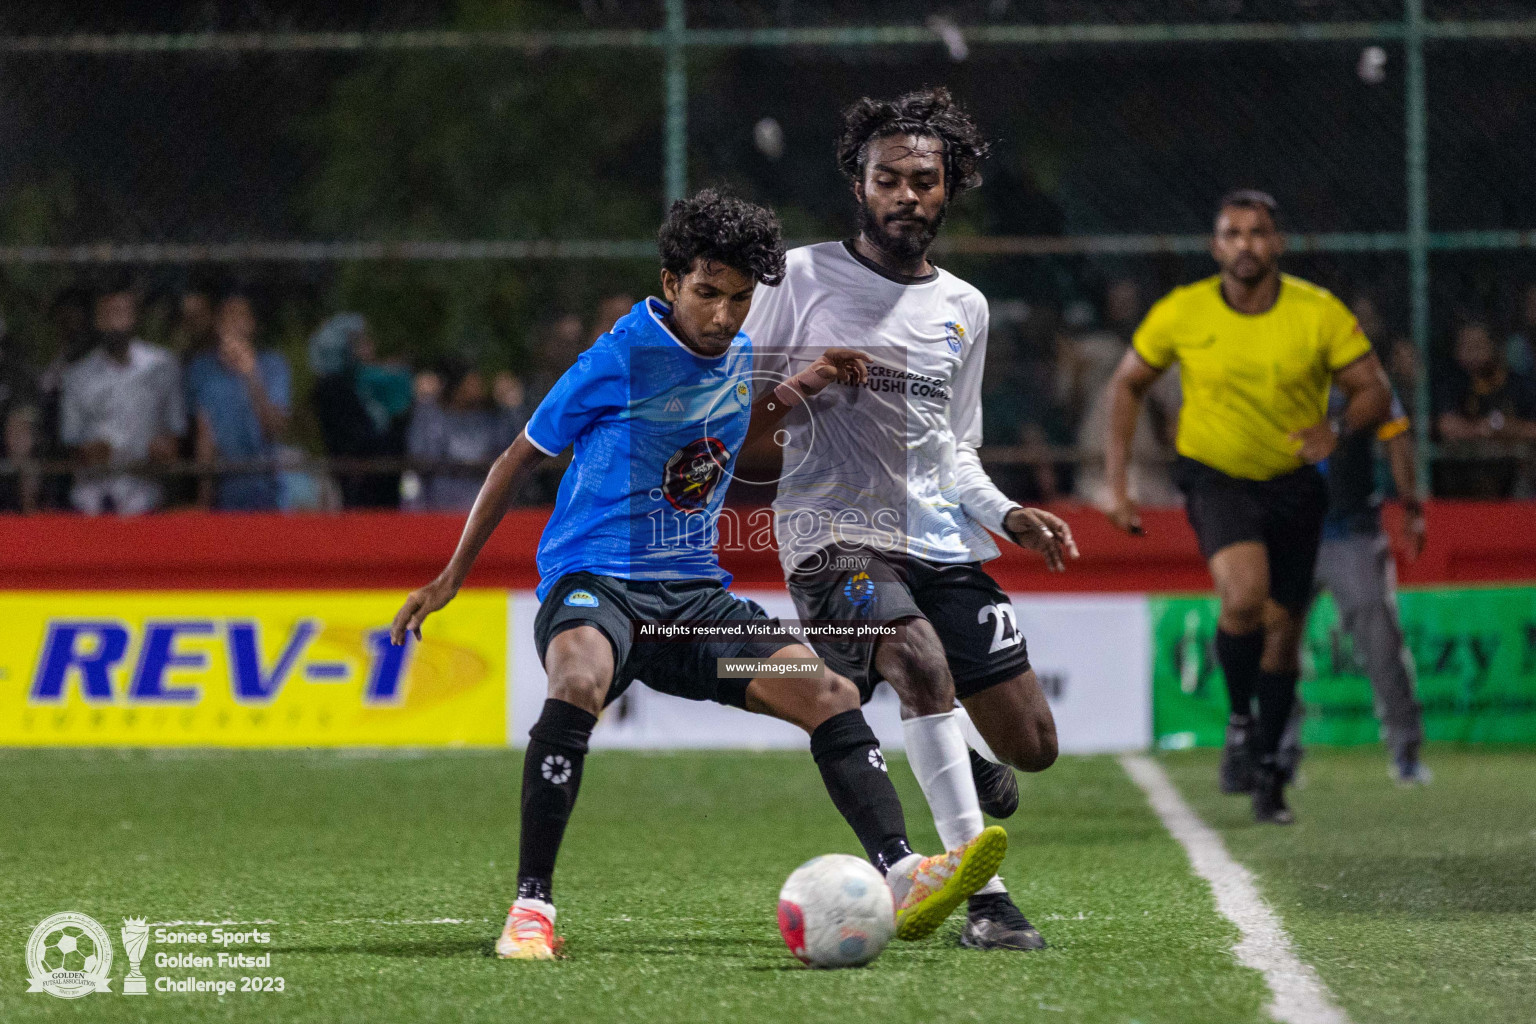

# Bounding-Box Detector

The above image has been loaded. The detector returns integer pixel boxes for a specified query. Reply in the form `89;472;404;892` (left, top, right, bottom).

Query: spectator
1057;279;1145;432
185;294;292;511
309;313;412;508
58;282;185;515
1505;281;1536;377
171;285;218;365
590;294;636;345
1;315;40;513
528;312;589;405
1386;335;1421;406
405;361;525;511
1435;319;1536;497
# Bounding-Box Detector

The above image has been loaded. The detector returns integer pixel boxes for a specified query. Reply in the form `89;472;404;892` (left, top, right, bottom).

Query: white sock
885;851;924;904
955;704;1002;765
902;710;1007;897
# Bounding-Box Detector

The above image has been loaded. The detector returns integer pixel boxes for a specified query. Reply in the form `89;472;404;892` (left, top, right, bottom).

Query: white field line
1119;754;1352;1024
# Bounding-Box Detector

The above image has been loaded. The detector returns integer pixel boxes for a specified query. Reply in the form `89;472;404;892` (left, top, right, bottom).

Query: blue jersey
525;298;756;599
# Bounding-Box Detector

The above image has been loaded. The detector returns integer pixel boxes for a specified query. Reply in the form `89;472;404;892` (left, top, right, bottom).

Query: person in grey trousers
1304;385;1430;784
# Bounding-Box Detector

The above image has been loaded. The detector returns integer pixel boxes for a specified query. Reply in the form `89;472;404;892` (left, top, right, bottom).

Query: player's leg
1327;533;1428;783
901;564;1051;950
500;574;632;960
1207;541;1271;794
1249;469;1328;824
740;644;1007;941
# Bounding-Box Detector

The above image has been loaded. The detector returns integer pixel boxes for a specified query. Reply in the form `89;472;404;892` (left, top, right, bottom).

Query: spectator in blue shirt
186;294;291;510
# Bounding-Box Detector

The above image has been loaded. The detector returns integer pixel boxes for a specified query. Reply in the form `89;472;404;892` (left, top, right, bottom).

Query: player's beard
859;199;948;265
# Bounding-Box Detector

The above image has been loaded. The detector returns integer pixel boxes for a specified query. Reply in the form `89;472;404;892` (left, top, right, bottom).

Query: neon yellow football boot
890;825;1009;941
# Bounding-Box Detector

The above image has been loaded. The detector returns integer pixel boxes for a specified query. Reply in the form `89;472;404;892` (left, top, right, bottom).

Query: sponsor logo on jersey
943;320;966;354
843;571;876;613
661;437;730;511
564;590;600;608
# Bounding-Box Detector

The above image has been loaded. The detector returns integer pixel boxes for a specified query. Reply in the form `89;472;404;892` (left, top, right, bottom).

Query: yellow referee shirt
1133;274;1372;481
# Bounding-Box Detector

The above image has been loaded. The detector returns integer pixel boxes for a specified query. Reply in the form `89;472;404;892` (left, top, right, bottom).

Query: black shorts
533;572;798;709
1175;456;1327;612
787;547;1031;703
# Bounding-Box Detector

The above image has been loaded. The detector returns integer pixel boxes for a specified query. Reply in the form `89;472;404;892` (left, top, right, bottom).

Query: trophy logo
25;911;114;999
120;917;149;995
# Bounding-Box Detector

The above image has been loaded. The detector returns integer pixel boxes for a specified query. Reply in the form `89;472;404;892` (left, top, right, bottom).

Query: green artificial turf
1161;747;1536;1024
0;748;1266;1024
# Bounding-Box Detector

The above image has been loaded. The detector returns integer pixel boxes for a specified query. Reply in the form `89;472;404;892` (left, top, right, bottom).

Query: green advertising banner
1151;586;1536;749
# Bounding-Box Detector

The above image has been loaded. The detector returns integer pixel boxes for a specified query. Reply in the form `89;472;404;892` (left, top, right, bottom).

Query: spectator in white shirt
59;282;185;515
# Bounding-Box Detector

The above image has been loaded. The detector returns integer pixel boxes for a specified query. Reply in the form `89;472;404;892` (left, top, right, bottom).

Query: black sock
810;709;913;874
1253;670;1300;761
1215;629;1263;720
516;698;598;902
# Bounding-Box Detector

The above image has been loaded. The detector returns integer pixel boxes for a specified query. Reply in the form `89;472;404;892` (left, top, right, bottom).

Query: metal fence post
664;0;687;206
1405;0;1432;489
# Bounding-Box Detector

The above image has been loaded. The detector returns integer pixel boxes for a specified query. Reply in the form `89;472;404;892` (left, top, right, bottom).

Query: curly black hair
657;189;786;286
836;87;990;197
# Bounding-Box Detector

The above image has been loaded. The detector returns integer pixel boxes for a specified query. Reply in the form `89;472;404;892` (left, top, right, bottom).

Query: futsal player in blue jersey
390;190;1007;961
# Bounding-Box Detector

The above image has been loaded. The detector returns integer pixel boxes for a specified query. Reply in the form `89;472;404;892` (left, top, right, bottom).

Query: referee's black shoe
969;749;1019;819
1219;715;1256;794
960;892;1046;951
1252;758;1295;825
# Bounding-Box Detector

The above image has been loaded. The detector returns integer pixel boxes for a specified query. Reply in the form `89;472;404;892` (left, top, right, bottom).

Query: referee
1103;190;1391;823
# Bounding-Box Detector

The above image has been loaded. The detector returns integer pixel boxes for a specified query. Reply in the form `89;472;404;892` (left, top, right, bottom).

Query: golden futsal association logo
25;911;114;999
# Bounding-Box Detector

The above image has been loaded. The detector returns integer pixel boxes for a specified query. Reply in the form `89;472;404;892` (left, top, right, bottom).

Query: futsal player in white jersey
743;88;1077;950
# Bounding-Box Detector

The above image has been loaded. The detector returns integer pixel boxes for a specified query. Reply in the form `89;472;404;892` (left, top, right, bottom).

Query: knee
547;664;609;715
990;715;1058;773
812;673;861;718
1218;591;1266;634
877;624;954;715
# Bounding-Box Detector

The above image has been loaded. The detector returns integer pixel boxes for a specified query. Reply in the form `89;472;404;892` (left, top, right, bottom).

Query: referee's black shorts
1175;456;1327;613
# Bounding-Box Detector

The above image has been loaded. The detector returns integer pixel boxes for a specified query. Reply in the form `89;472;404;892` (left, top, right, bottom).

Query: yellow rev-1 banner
0;591;506;747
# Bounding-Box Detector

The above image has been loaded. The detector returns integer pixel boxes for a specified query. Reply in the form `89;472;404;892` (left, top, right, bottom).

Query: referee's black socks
517;698;598;904
1215;628;1263;721
1254;670;1300;760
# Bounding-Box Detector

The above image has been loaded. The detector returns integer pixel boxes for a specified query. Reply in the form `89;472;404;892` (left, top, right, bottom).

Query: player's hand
807;348;871;390
1106;496;1143;536
1400;500;1427;562
1004;506;1079;572
390;576;458;644
1290;420;1339;463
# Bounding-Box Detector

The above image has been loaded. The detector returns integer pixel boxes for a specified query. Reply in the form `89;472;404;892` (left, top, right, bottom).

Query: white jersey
743;240;1017;573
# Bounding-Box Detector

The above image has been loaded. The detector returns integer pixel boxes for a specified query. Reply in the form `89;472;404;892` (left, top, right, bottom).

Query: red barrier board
0;502;1530;591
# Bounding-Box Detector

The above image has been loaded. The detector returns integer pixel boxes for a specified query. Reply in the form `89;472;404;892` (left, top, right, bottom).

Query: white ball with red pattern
776;854;895;968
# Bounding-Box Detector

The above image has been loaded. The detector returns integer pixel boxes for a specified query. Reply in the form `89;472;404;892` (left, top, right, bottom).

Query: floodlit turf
1161;747;1536;1024
0;748;1268;1024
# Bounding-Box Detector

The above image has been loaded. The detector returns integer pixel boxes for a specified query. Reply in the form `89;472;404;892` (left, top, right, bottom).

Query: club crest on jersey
943;320;965;354
564;589;600;608
843;571;876;613
662;436;730;511
734;380;751;405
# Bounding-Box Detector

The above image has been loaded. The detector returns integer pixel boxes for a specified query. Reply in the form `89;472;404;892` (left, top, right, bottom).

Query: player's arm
743;347;871;448
949;304;1078;570
390;436;546;644
390;431;548;643
1103;348;1165;535
1290;352;1392;463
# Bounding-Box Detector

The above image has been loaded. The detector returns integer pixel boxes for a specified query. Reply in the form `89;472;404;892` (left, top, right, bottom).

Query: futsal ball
777;854;895;968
